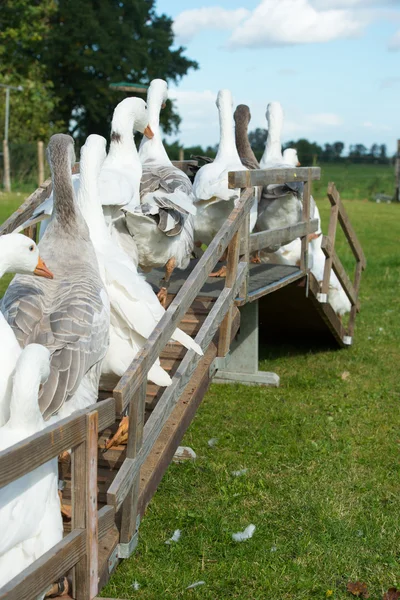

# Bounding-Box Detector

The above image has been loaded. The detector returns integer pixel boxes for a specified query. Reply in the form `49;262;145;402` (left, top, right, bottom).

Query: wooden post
346;261;362;340
218;228;241;357
72;410;99;600
178;147;184;162
321;185;339;297
119;379;147;553
395;139;400;202
239;210;250;302
38;140;44;186
3;139;11;192
300;169;312;271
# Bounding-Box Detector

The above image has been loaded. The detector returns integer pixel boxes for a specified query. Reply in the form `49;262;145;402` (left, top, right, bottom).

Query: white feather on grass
231;468;248;477
186;581;206;589
207;438;218;447
132;581;141;590
232;524;256;542
165;529;181;544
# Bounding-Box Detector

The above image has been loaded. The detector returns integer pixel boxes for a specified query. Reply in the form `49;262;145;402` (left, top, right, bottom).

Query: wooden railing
0;398;115;600
320;183;366;343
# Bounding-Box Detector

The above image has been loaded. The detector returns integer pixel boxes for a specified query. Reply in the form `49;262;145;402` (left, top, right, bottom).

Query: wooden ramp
0;165;366;600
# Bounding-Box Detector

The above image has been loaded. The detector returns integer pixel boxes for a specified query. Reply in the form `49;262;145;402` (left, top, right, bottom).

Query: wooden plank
0;398;115;489
242;269;305;305
228;166;321;189
321;237;358;307
138;309;240;516
113;187;254;414
120;380;147;546
218;230;242;357
240;214;250;300
307;273;346;347
87;412;99;599
321;198;339;296
246;218;319;255
347;261;363;338
0;178;52;236
72;436;87;598
327;183;366;268
0;530;86;600
300;172;312;271
98;505;115;541
108;262;247;511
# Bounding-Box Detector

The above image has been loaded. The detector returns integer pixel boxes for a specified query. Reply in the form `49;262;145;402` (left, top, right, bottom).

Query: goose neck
51;155;78;230
78;162;109;243
108;113;139;160
235;119;256;163
8;363;43;429
216;101;239;161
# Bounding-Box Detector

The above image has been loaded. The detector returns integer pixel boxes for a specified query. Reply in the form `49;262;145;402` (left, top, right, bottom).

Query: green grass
100;201;400;598
313;163;394;201
1;169;399;599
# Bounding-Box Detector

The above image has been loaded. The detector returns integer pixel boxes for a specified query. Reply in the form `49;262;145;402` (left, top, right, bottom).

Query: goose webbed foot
44;576;70;598
104;415;129;451
58;490;72;521
158;257;176;307
210;265;227;278
250;251;261;264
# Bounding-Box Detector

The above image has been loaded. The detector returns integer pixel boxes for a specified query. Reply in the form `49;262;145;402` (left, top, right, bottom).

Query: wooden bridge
0;164;365;599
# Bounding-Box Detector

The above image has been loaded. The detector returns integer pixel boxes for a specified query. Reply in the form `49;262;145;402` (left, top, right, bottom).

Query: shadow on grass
259;336;341;361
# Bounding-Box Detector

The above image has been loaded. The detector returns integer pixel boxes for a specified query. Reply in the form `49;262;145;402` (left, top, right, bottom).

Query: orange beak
297;161;301;167
34;257;54;279
143;124;154;139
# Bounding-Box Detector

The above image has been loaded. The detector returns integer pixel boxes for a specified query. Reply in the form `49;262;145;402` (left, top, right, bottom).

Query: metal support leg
212;300;279;387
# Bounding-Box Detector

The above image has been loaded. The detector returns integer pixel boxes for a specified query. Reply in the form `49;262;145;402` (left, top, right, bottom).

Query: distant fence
0;142;50;189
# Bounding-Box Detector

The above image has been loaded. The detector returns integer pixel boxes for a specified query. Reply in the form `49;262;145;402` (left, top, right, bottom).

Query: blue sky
155;0;400;155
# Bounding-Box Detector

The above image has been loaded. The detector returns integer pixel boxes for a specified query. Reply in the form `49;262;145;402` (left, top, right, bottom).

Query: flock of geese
0;78;350;590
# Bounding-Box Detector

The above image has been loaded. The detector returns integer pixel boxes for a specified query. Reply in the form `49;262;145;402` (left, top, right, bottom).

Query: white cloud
311;0;397;8
228;0;367;48
173;7;249;43
277;68;298;76
361;121;390;131
168;89;219;142
388;28;400;49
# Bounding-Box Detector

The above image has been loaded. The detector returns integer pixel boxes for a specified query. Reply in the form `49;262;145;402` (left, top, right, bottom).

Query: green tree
44;0;198;142
0;0;63;141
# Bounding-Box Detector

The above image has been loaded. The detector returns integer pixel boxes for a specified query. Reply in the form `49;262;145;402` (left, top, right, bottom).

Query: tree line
165;131;393;165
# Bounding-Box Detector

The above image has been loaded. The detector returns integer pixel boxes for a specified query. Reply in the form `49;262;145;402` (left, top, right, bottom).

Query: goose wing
2;272;109;420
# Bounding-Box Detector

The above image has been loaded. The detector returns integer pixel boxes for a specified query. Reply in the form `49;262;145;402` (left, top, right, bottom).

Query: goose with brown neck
2;133;110;422
234;104;260;170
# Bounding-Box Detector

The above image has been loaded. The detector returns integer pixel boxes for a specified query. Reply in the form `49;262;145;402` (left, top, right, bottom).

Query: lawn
1;166;399;599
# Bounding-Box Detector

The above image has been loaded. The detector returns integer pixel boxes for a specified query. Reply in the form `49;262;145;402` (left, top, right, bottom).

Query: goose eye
29;244;35;252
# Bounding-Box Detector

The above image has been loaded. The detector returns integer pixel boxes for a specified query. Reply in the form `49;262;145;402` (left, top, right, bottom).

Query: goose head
111;97;153;140
216;89;234;113
0;233;53;279
148;79;168;110
47;133;76;174
283;148;301;167
266;101;284;136
81;134;107;174
234;104;251;129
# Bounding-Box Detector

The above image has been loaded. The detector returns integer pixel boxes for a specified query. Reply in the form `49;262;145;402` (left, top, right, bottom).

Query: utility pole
395;139;400;202
0;83;23;192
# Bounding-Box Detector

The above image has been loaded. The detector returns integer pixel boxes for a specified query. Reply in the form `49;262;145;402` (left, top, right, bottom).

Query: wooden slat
347;261;363;338
321;199;339;296
327;183;366;268
228;166;321;189
72;436;87;598
107;262;248;511
98;505;115;541
242;269;305;305
87;412;99;599
300;172;312;271
113;187;254;413
245;218;319;255
120;380;147;545
0;178;52;236
0;398;115;490
0;530;86;600
218;230;242;357
321;237;358;307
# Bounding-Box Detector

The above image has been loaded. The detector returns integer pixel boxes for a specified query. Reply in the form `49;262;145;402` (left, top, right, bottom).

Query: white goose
0;344;62;590
0;234;53;427
19;98;151;262
123;79;197;306
193;90;253;258
2;134;110;422
77;134;202;393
